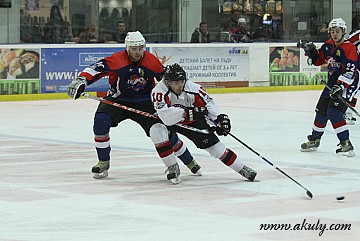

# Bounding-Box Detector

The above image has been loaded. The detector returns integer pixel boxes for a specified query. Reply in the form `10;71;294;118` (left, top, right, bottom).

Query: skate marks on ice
0;91;360;241
0;134;359;241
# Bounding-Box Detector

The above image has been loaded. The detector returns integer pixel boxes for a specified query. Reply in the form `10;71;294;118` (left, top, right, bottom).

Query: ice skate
344;112;356;125
165;163;181;184
300;135;320;152
92;161;110;179
239;165;257;182
336;140;355;157
186;159;202;176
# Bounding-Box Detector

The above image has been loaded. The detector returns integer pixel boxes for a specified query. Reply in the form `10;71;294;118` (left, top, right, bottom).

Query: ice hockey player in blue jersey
67;31;200;183
298;18;358;157
343;28;360;124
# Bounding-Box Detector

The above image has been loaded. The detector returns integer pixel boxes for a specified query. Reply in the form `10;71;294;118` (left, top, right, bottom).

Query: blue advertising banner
41;47;124;93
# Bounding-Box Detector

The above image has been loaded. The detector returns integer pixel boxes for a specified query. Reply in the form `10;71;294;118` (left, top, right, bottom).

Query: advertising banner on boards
269;44;326;86
151;46;250;88
41;47;124;93
0;48;40;94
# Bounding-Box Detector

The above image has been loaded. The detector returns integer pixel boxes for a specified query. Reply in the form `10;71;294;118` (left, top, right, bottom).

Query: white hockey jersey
151;80;221;126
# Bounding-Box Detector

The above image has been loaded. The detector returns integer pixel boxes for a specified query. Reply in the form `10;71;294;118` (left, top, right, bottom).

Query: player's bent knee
149;123;169;144
93;112;113;135
206;142;227;159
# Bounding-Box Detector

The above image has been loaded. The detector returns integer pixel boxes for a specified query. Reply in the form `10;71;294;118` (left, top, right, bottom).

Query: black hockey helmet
164;63;186;83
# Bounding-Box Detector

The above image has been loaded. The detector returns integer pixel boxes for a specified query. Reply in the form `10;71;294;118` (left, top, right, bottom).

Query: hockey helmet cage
328;18;347;33
164;63;186;82
125;31;146;50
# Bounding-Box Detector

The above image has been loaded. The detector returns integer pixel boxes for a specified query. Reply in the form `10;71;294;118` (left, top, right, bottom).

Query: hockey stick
318;78;360;118
81;93;210;134
207;117;313;199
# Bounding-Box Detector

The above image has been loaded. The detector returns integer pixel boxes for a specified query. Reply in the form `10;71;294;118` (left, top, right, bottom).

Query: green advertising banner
0;48;41;94
269;44;327;86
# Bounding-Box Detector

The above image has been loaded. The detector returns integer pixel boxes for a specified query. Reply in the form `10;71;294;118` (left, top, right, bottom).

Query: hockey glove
216;114;231;136
67;76;87;100
297;39;316;56
184;106;208;121
330;82;344;99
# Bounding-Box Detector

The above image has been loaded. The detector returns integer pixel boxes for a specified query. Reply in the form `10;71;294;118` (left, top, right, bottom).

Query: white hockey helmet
238;18;246;25
125;31;146;50
328;18;347;33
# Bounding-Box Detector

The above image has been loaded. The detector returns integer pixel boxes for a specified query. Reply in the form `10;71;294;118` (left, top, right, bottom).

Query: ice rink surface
0;90;359;241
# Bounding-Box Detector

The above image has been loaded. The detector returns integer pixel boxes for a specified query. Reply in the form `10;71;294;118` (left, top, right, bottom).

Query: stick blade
306;190;313;199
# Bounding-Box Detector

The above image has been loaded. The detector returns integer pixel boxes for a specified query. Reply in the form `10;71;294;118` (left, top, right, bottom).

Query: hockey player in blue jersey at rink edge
151;63;257;182
344;28;360;125
297;18;359;157
67;31;201;184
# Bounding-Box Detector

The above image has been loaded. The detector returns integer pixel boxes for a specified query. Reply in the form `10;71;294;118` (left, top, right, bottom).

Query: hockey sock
219;148;244;172
155;140;177;167
170;133;193;165
327;107;349;142
312;113;327;139
93;112;112;161
207;143;244;172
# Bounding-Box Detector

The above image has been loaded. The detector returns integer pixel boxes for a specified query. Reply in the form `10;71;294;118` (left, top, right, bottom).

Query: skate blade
170;177;181;184
194;170;202;176
245;178;260;182
240;176;260;182
300;147;318;152
93;170;108;179
337;150;356;157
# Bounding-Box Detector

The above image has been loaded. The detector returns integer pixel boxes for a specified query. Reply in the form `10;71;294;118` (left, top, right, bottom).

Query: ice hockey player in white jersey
151;63;257;182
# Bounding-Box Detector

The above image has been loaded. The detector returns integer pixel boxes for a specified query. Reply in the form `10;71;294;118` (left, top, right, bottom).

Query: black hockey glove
67;76;87;100
184;106;208;121
330;82;344;99
297;39;316;56
216;114;231;136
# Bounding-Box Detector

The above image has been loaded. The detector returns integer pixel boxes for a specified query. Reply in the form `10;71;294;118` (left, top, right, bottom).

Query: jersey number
152;92;163;102
346;63;355;72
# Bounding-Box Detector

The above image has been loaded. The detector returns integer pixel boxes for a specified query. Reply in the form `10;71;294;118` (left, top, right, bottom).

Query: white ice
0;90;359;241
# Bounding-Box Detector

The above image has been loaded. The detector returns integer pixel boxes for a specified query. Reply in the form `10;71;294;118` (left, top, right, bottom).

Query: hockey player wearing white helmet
230;17;251;43
328;18;347;44
297;18;359;157
125;31;146;61
67;31;201;183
